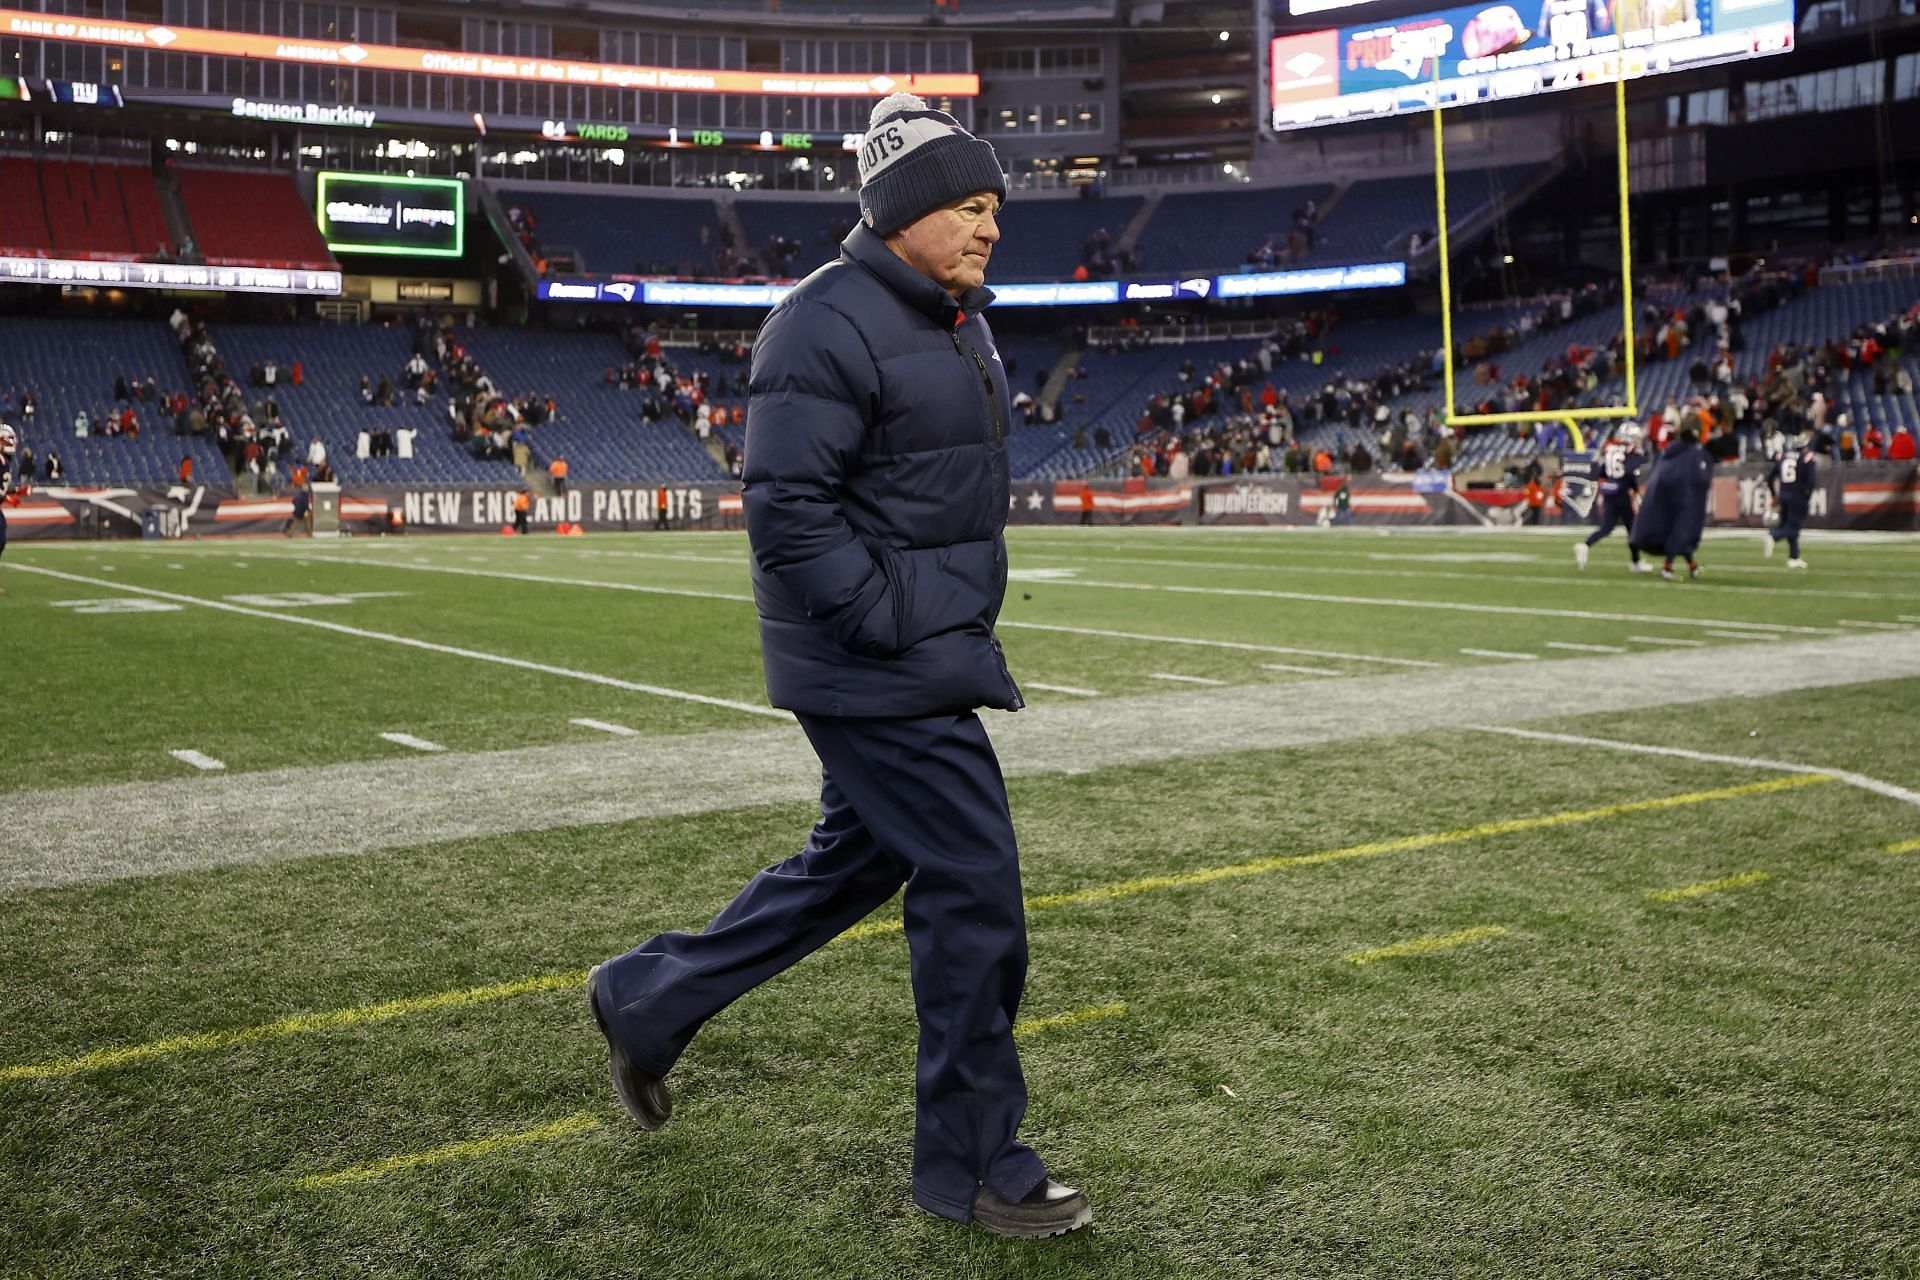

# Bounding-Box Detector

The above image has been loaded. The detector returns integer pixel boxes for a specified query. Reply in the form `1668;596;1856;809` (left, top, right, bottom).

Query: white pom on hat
857;90;1005;236
869;91;928;130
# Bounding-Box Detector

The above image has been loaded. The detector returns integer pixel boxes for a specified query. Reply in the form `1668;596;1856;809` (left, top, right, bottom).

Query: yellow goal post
1433;67;1638;438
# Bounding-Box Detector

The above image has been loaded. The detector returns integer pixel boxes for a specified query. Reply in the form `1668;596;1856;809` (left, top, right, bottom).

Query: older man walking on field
587;92;1090;1239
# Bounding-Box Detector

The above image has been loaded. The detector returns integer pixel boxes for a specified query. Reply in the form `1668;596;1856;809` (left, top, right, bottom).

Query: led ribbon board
0;10;978;99
0;255;342;295
536;263;1407;307
316;172;464;259
1270;0;1794;130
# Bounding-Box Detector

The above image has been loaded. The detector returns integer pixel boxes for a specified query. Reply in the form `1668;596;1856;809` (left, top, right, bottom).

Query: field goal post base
1433;68;1638;441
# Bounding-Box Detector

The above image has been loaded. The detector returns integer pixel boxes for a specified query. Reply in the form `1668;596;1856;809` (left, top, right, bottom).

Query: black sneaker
587;963;672;1130
972;1179;1093;1239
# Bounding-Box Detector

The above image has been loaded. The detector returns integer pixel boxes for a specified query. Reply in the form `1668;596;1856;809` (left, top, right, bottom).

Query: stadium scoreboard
314;172;465;259
1269;0;1795;130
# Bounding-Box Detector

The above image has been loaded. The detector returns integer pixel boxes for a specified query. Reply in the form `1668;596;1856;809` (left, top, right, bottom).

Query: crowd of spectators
1245;198;1320;270
0;392;60;483
608;324;751;476
1087;307;1453;479
172;308;298;492
756;216;852;278
407;313;557;472
1073;226;1142;281
1467;267;1917;462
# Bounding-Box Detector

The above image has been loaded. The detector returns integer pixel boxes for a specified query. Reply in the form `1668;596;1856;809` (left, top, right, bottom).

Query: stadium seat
494;187;723;277
175;169;334;269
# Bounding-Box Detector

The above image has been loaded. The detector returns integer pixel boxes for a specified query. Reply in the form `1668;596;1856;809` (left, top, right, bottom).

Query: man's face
885;190;1002;297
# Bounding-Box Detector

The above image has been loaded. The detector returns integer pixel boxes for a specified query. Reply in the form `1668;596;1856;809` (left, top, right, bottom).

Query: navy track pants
1585;494;1631;545
1770;497;1807;558
597;709;1046;1221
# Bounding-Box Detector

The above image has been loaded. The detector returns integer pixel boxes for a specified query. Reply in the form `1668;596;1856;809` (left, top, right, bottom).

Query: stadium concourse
5;0;1920;1270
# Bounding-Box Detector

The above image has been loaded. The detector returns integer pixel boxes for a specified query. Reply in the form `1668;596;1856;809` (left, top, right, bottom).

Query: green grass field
4;526;1919;1278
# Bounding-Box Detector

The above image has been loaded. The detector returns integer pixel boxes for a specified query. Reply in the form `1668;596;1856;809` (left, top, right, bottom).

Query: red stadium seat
175;168;335;270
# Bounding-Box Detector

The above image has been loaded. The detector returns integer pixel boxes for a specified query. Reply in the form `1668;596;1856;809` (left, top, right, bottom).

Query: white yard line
996;620;1442;668
575;548;751;567
1005;545;1913;601
1546;641;1629;654
1835;619;1909;631
168;749;225;772
284;556;753;604
1467;724;1920;809
1007;532;1920;580
570;718;640;736
1460;648;1538;661
1260;662;1341;676
1150;672;1228;686
1628;635;1706;647
7;565;786;721
1036;575;1838;635
380;733;446;753
1024;681;1102;697
1701;629;1773;641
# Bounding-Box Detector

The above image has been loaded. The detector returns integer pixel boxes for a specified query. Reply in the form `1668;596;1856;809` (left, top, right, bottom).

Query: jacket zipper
953;331;1003;444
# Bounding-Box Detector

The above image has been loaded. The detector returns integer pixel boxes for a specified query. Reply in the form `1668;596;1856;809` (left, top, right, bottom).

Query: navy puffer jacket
743;222;1024;718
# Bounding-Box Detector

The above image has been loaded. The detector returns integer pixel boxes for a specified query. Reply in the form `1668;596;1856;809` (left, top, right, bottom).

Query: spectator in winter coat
587;91;1088;1242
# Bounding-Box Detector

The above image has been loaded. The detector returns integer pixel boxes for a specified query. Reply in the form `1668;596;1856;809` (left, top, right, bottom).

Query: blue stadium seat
495;187;724;277
0;317;228;488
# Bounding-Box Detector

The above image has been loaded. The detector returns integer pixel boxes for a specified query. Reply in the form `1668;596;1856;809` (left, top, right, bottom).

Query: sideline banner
6;466;1912;539
1011;480;1190;526
2;483;749;540
1007;467;1917;529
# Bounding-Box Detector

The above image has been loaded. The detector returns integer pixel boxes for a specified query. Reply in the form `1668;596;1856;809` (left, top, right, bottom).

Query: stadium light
1218;30;1230;40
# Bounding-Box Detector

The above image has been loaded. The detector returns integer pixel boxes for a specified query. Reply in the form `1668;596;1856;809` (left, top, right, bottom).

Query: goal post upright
1433;59;1640;433
1613;70;1637;419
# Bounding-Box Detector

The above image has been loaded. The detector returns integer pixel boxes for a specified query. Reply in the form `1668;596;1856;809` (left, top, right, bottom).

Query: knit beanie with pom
856;91;1006;237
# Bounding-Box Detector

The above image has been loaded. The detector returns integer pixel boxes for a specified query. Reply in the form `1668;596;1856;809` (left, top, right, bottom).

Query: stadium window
1858;59;1885;105
1898;53;1920;100
1686;88;1726;125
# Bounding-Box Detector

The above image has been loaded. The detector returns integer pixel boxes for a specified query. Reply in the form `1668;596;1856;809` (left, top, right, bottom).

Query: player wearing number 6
1764;431;1816;569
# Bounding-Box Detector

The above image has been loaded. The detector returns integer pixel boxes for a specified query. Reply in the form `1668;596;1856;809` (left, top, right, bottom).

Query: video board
315;172;464;259
1270;0;1795;130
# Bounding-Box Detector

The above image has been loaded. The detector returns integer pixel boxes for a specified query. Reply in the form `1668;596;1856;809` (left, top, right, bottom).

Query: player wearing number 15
1764;433;1817;569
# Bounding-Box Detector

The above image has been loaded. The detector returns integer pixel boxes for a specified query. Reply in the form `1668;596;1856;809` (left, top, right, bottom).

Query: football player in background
0;423;17;594
1575;422;1649;571
1764;429;1817;569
